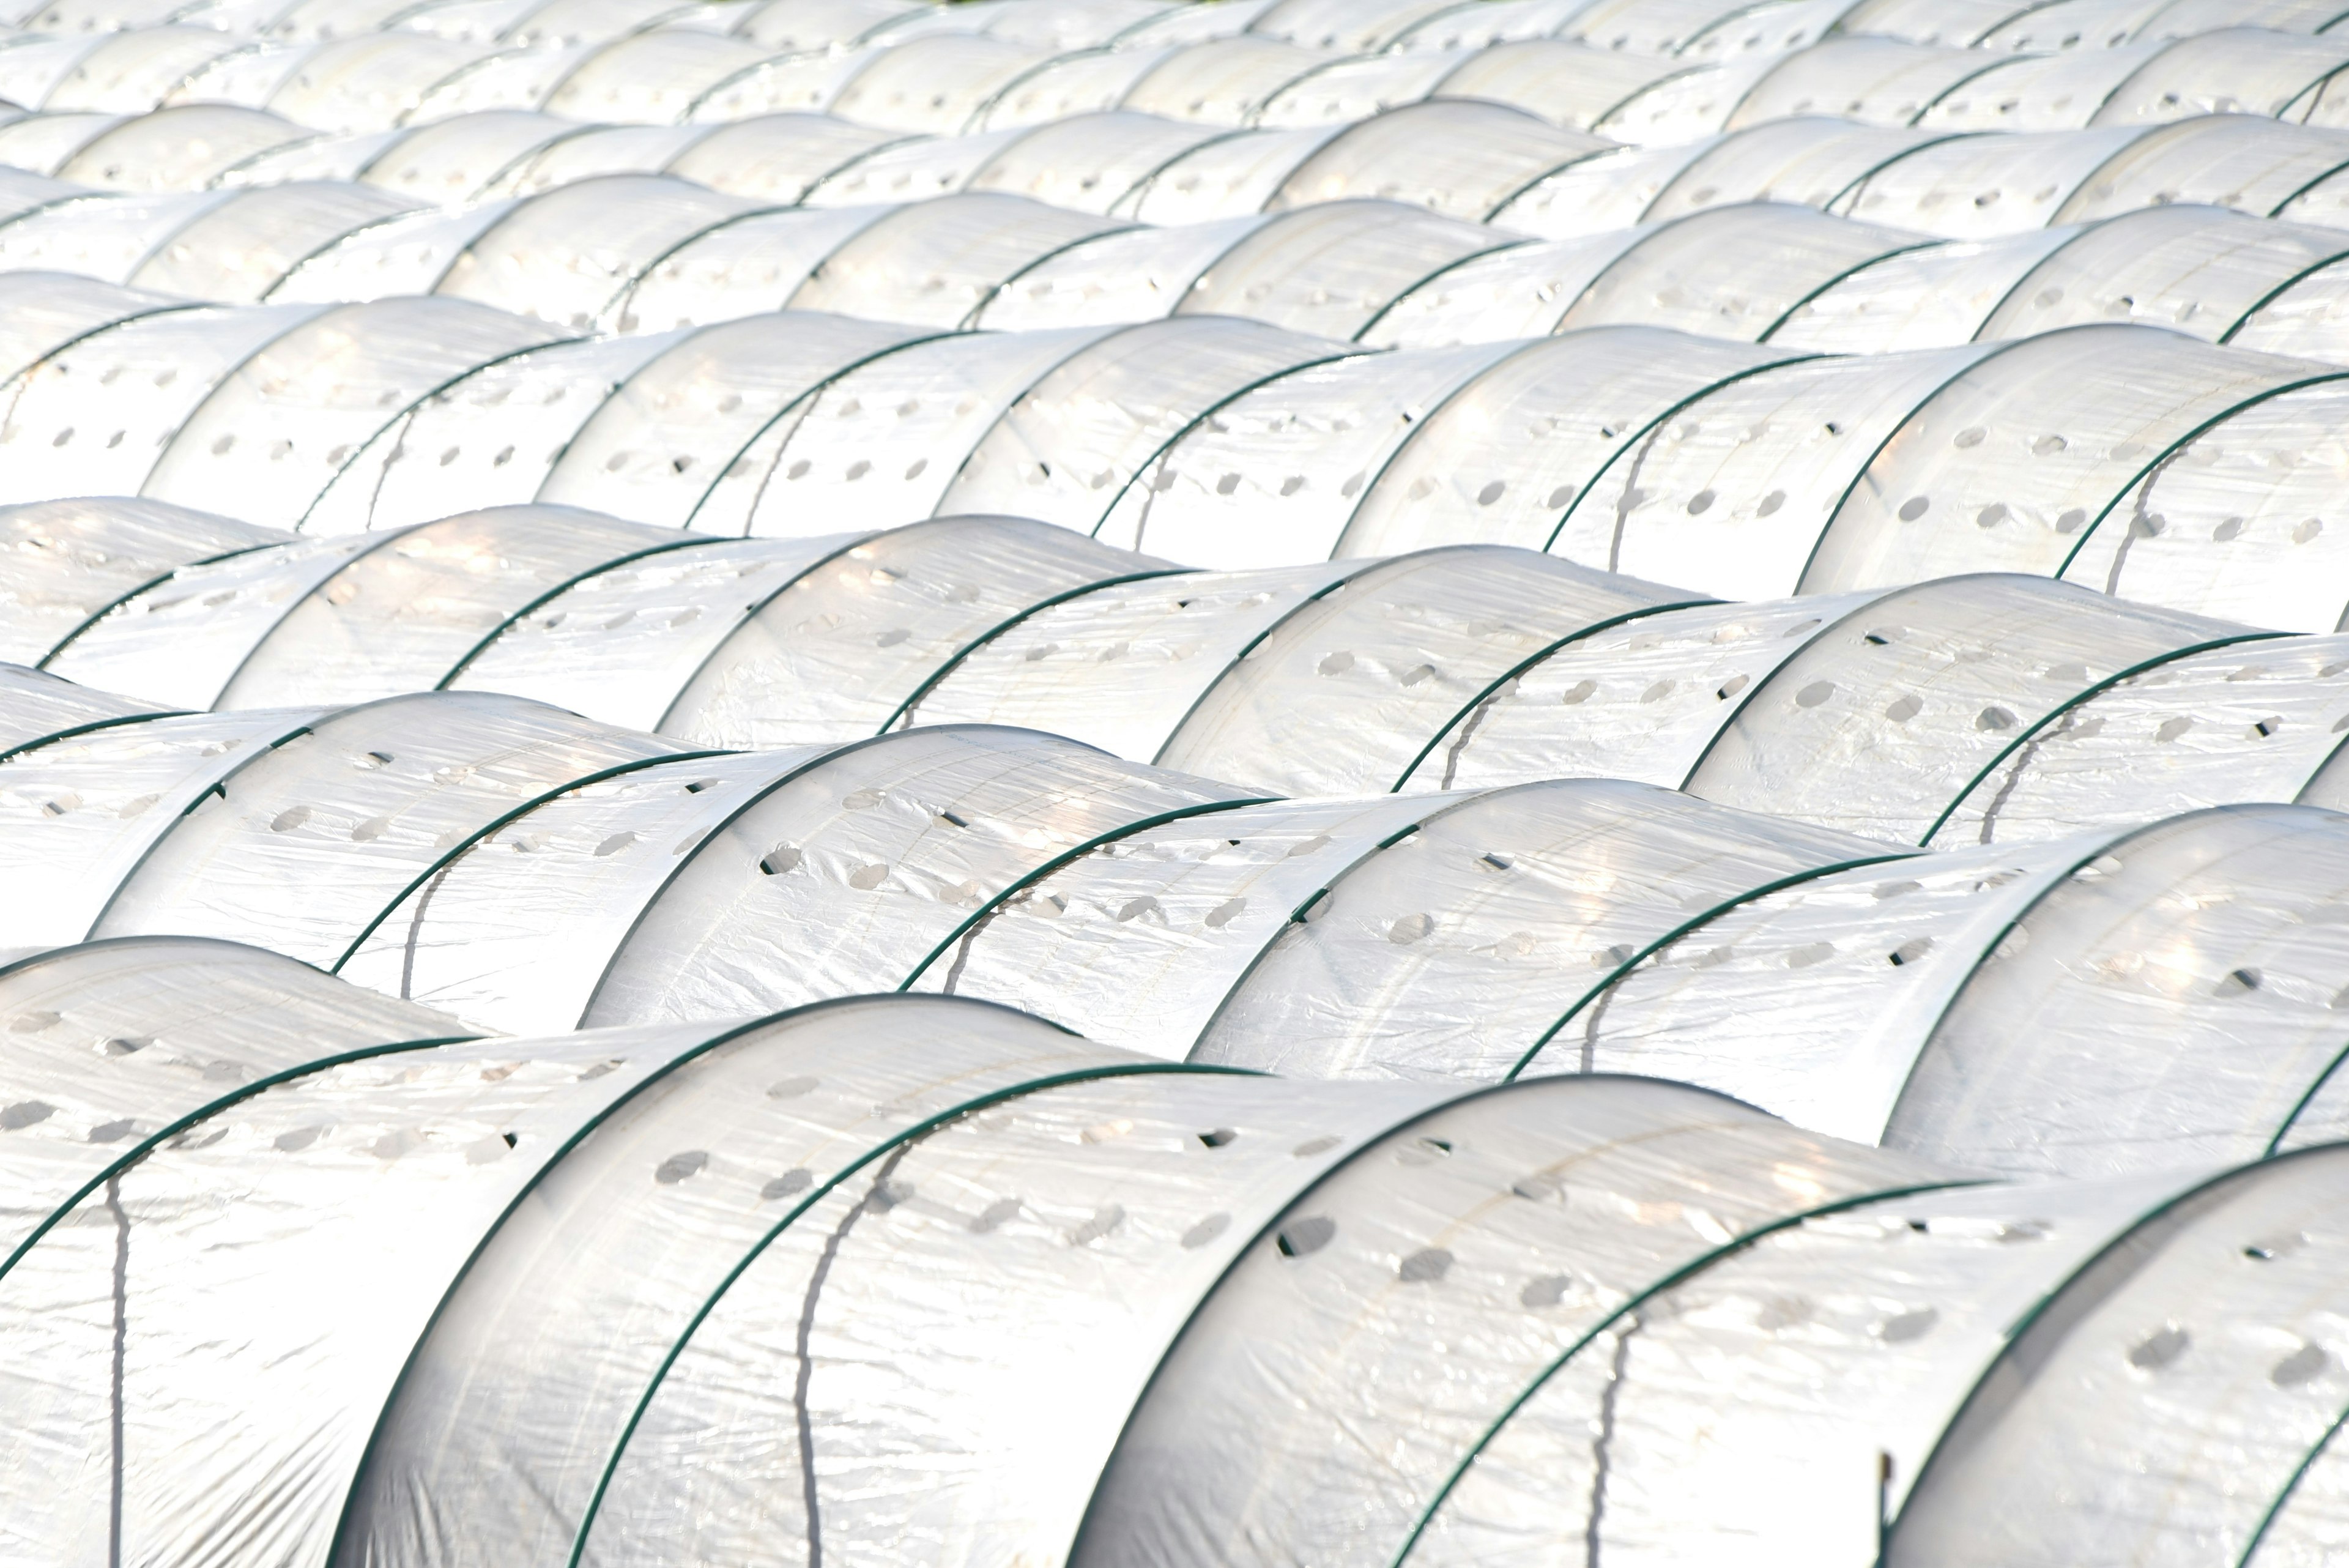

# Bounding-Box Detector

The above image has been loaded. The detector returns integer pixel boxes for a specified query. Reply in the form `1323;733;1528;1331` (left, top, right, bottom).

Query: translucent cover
91;691;679;965
1647;117;1953;223
0;708;323;948
223;507;681;708
126;181;420;305
938;315;1351;535
1683;574;2252;843
434;174;762;332
0;495;283;667
2090;27;2349;126
971;216;1275;332
909;560;1361;760
964;110;1234;214
1836;125;2151;237
1118;35;1335;128
1174;198;1513;341
1264;99;1612;222
1074;1074;1952;1568
784;193;1131;329
1155;546;1697;795
822;31;1054;133
666;515;1167;746
57;104;309;191
451;536;867;732
1888;1146;2349;1564
0;302;332;508
1119;124;1346;225
267;200;520;305
1189;779;1888;1081
0;661;165;755
0;933;466;1263
1888;804;2349;1177
1336;329;1804;558
1769;228;2086;353
1934;634;2349;845
585;736;1221;1020
335;996;1194;1567
1104;341;1522;567
742;327;1122;529
1397;592;1889;795
1803;327;2340;593
535;311;933;529
142;295;570;529
613;206;892;334
664;111;907;204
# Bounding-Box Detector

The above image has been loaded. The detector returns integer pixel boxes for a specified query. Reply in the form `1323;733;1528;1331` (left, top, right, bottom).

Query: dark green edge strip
0;708;185;764
959;225;1150;330
75;708;325;942
592;200;817;333
1390;1177;1985;1567
1081;337;1367;546
1541;350;1826;559
1142;554;1393;768
2237;1391;2349;1566
1899;53;2033;129
1328;332;1724;562
1755;237;1941;344
647;529;891;733
1178;798;1483;1062
327;748;730;975
2258;149;2349;223
569;726;1053;1027
1098;124;1261;221
320;991;987;1560
290;324;581;533
1348;237;1535;346
1883;1139;2349;1559
2263;1036;2349;1157
1474;144;1617;226
1387;598;1716;793
1503;850;1920;1082
897;795;1277;992
1873;809;2230;1142
434;537;723;691
0;302;207;500
259;203;491;304
36;537;291;671
871;568;1195;735
1062;1071;1818;1562
1917;631;2288;847
1671;577;1907;792
563;1057;1249;1568
2046;368;2349;591
0;1032;475;1282
670;328;960;533
199;526;437;706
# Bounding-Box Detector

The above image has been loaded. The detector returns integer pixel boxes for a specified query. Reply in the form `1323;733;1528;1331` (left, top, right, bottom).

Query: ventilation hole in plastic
655;1150;708;1185
1276;1216;1335;1257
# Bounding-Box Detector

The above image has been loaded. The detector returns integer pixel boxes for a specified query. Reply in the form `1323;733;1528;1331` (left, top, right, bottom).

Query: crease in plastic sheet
910;560;1359;760
91;691;678;966
581;726;1253;1027
938;316;1353;537
340;996;1165;1566
1890;1146;2349;1566
1890;804;2349;1178
1155;546;1694;797
1397;592;1887;796
0;707;320;948
577;1070;1450;1568
0;934;464;1263
1192;778;1885;1081
1072;1074;1958;1568
1337;329;1802;558
1683;574;2252;843
909;790;1449;1055
664;516;1167;749
1410;1172;2188;1566
449;535;869;732
0;1019;736;1568
1932;634;2349;846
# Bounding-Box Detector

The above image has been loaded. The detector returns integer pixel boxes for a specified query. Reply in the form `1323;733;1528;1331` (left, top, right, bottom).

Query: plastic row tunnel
3;935;2347;1564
